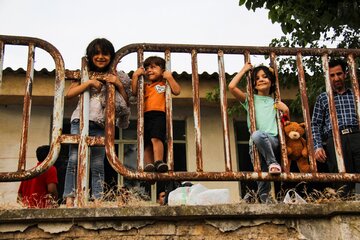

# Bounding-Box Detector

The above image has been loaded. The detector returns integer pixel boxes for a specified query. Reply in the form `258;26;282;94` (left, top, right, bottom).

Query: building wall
0;70;246;203
0;105;53;203
0;69;300;204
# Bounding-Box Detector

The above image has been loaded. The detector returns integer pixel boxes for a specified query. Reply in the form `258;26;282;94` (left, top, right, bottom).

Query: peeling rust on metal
136;49;145;171
65;69;81;80
270;52;289;173
1;37;360;197
244;52;260;172
347;55;360;126
191;49;203;172
0;35;64;182
105;43;360;183
321;55;346;173
18;44;35;172
0;41;4;87
296;53;317;173
165;50;174;171
218;50;232;171
75;57;91;207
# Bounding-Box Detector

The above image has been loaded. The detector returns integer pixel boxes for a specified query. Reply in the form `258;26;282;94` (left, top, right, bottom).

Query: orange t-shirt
144;81;166;112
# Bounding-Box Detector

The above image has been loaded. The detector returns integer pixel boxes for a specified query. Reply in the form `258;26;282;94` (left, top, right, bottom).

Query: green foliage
236;0;359;116
205;74;247;117
239;0;360;46
207;1;360;118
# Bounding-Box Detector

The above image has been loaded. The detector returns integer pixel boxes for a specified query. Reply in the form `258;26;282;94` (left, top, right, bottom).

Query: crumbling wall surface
0;203;359;239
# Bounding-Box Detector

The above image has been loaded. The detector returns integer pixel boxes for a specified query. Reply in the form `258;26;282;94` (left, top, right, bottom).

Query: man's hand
315;148;327;163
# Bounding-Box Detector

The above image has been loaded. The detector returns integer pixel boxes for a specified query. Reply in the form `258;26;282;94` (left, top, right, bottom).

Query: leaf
245;0;252;10
239;0;246;6
224;0;360;114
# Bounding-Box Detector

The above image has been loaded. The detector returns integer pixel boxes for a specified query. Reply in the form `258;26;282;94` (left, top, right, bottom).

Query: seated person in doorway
17;145;58;208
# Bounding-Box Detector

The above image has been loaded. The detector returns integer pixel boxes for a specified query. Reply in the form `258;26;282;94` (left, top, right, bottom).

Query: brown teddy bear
283;121;311;173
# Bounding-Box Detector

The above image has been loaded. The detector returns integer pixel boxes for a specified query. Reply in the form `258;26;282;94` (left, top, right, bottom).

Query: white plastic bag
283;189;307;204
193;189;230;205
187;184;208;205
168;183;230;206
168;183;207;206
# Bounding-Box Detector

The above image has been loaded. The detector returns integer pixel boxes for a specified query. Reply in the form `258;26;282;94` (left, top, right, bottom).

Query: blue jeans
249;130;279;203
63;119;105;199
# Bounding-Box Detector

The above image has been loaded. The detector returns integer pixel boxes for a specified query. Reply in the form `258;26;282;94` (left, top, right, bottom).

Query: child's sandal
144;163;155;172
269;163;281;175
154;160;168;173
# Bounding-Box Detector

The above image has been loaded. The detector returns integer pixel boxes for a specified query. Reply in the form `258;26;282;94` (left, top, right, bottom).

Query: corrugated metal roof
3;67;235;81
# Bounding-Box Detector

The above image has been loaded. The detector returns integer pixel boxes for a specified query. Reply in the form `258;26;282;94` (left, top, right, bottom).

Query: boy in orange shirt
132;56;181;172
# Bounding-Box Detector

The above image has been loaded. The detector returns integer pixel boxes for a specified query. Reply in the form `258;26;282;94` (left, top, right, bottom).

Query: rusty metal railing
0;35;65;181
1;36;360;205
102;43;360;185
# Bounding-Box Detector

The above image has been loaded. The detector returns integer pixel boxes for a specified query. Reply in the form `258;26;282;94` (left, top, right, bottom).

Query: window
105;120;138;189
59;118;187;200
106;119;187;191
172;120;187;171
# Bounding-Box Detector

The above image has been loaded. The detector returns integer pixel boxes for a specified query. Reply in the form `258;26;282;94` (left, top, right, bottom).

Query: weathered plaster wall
0;105;53;203
1;203;359;239
0;74;242;204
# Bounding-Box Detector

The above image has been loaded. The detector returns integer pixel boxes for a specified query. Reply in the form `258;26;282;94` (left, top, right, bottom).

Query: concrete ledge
1;202;360;223
1;203;360;239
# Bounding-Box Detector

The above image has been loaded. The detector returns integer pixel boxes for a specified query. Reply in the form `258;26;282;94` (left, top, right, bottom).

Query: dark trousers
326;132;360;196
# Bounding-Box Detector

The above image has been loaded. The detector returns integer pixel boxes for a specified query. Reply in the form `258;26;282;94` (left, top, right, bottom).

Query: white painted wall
0;105;53;203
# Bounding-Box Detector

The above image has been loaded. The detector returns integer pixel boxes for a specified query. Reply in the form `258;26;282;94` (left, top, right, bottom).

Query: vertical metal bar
321;55;345;173
244;52;260;172
270;52;289;173
347;54;360;126
104;66;120;185
296;52;316;172
49;41;65;177
164;50;174;171
191;49;203;171
0;41;4;87
18;44;35;171
118;131;124;187
137;49;145;171
217;50;232;171
105;81;118;185
76;57;90;207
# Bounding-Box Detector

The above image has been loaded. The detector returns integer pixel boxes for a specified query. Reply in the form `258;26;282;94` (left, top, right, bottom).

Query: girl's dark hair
251;65;276;95
86;38;115;72
143;56;166;70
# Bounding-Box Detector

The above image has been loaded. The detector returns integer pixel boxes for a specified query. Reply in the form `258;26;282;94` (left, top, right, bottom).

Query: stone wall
1;203;360;239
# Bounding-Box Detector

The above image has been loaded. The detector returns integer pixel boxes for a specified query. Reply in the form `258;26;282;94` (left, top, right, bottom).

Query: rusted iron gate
1;35;360;204
0;35;65;181
105;43;360;183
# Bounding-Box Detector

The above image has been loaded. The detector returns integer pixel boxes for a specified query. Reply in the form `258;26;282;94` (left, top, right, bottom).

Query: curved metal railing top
1;37;360;206
0;35;65;182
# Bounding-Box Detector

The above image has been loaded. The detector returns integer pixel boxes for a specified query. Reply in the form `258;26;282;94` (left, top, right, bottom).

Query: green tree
234;0;360;115
239;0;360;48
